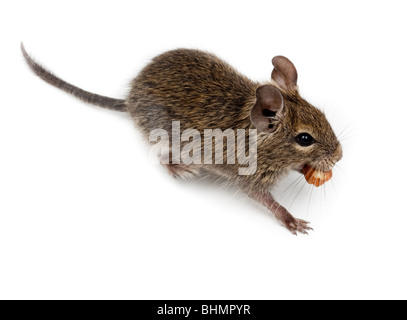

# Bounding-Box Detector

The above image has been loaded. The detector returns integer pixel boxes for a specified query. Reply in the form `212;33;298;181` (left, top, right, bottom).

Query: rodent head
250;56;342;176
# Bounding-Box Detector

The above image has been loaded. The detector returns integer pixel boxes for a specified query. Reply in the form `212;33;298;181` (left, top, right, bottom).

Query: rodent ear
271;56;298;91
250;85;284;133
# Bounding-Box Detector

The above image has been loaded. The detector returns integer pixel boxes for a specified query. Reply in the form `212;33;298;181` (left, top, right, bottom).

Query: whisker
337;123;355;139
281;174;304;195
288;179;307;211
339;134;357;143
283;174;306;202
306;183;314;219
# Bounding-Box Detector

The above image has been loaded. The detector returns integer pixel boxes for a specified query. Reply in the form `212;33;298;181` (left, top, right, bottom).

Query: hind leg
160;151;200;179
163;162;200;180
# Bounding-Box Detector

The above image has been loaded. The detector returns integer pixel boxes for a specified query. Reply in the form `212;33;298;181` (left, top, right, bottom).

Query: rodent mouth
301;164;333;187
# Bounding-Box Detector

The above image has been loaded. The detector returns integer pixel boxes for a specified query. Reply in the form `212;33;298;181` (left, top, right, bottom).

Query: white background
1;0;406;300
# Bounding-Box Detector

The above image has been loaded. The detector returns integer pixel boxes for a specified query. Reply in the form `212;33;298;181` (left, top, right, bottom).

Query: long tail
21;43;127;112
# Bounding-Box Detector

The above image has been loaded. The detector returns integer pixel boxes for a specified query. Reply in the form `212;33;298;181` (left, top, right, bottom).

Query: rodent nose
333;144;343;162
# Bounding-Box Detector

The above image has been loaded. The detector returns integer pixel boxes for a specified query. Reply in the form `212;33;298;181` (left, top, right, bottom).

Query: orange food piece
301;165;332;187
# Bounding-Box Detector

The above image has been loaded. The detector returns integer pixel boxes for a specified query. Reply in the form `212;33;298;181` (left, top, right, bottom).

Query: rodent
21;43;342;235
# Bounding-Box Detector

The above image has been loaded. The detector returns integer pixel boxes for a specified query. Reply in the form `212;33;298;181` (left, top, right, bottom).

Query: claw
285;217;313;236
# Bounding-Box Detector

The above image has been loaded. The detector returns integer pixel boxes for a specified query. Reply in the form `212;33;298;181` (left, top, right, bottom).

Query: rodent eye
296;133;314;147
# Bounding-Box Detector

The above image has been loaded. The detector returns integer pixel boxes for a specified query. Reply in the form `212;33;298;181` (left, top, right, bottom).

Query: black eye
296;133;314;146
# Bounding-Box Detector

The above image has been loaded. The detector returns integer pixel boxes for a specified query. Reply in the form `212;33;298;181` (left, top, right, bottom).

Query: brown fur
22;45;342;235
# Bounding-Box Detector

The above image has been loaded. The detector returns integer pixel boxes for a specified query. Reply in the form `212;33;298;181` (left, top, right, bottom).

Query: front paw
281;215;313;236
